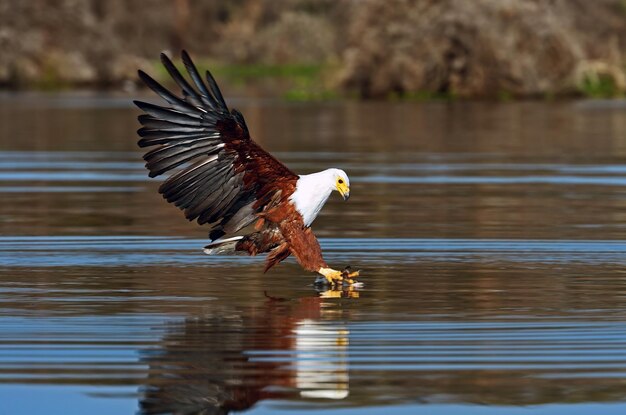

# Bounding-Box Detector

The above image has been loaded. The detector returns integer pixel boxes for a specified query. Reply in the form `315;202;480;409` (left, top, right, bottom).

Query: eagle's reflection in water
139;289;357;415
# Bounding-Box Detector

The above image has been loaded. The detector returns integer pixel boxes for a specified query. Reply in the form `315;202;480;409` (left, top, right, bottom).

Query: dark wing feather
135;51;298;239
181;50;220;110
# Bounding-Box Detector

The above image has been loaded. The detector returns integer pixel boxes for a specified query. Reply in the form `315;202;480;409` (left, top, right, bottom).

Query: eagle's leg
280;223;361;286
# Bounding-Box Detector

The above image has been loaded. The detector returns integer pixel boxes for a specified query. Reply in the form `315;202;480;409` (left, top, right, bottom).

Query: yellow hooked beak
337;182;350;201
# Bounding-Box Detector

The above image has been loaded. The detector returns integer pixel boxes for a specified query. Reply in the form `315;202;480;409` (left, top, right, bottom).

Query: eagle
134;51;359;285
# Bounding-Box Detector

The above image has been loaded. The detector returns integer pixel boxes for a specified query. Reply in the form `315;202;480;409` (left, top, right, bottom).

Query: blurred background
3;2;626;415
2;0;626;99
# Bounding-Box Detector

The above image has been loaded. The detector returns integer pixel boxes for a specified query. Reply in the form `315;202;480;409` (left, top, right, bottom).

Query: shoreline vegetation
2;0;626;100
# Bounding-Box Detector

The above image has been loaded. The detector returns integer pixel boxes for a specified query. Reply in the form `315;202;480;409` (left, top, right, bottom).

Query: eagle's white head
290;168;351;227
326;168;350;201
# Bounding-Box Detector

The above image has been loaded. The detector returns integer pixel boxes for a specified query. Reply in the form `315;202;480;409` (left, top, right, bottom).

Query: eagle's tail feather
203;236;244;255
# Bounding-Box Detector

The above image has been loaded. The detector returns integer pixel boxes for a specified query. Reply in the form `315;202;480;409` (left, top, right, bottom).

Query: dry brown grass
339;0;626;98
2;0;626;97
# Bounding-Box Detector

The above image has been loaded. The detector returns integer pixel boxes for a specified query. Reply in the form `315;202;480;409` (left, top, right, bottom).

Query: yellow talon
341;266;360;280
318;267;344;284
318;267;361;286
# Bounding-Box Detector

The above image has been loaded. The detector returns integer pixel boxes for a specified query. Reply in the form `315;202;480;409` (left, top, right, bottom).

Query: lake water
1;93;626;414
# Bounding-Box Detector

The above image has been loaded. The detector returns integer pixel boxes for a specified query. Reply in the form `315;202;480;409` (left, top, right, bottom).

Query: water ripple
2;236;626;267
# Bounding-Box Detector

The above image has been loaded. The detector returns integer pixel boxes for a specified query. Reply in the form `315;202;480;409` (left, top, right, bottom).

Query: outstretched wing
135;51;298;240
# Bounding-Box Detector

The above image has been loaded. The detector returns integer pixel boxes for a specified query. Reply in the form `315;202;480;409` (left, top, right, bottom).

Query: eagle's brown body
134;52;348;281
236;203;328;272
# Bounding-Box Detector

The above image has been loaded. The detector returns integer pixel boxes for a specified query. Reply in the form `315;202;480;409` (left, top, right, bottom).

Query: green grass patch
35;58;70;91
149;58;338;101
283;87;339;101
578;72;623;99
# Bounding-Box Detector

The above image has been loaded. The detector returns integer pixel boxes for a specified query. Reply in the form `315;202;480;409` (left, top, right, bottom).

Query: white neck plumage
290;170;336;227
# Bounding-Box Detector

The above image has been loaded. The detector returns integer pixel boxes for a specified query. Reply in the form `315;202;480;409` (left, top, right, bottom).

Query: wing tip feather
137;70;158;88
181;49;191;63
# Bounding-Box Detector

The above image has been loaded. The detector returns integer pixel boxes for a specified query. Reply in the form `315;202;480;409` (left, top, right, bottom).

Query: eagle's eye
338;179;344;184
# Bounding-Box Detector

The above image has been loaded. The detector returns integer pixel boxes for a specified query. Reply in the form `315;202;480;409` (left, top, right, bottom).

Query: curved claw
341;266;360;281
317;266;362;287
